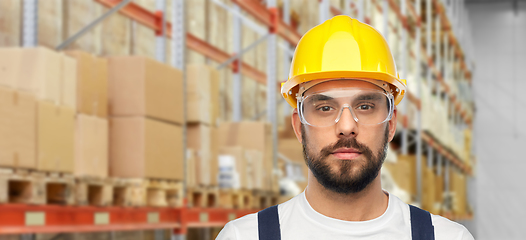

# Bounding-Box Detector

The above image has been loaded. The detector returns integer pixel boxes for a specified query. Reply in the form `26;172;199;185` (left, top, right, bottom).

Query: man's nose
335;107;358;137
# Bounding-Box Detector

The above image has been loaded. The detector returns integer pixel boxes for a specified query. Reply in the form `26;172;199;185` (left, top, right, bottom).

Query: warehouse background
467;0;526;239
0;0;522;239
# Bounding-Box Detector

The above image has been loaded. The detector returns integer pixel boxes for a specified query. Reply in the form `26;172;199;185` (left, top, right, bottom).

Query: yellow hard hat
281;15;407;108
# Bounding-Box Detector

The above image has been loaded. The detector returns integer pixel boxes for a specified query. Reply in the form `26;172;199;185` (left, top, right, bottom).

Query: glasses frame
297;87;395;127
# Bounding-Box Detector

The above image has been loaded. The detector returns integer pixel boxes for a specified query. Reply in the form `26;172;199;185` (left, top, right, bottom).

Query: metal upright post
437;153;442;176
426;0;432;88
358;0;365;22
427;145;433;168
444;159;450;193
319;0;330;23
401;0;409;155
267;0;279;195
171;0;186;239
155;0;167;63
232;4;242;122
444;32;449;82
415;0;423;205
435;16;441;79
344;0;352;16
282;0;292;119
383;0;389;40
22;0;38;47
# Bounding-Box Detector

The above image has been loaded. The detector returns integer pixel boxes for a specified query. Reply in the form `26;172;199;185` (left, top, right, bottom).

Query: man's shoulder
430;213;475;240
216;196;298;240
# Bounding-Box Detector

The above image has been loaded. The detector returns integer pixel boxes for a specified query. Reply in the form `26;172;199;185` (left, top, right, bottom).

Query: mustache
318;137;372;159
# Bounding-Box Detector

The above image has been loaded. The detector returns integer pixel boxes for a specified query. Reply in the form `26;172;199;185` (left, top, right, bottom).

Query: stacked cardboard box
463;129;472;165
187;123;219;187
278;139;308;191
451;170;467;216
0;47;76;172
186;64;220;187
435;174;445;211
385;155;428;198
217;121;277;193
422;167;438;214
66;51;109;178
108;56;184;180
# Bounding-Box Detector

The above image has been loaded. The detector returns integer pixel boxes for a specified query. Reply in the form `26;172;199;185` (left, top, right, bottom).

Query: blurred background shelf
0;0;490;239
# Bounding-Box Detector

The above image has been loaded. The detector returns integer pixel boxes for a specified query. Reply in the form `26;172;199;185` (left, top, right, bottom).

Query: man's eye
357;105;373;110
317;106;333;111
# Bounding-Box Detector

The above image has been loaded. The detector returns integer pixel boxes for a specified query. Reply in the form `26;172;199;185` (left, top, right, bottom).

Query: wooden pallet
186;186;219;208
112;178;184;207
0;168;74;205
218;189;253;209
74;176;113;206
252;190;280;209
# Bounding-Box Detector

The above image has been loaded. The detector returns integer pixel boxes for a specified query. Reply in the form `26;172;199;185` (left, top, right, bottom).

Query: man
216;15;474;240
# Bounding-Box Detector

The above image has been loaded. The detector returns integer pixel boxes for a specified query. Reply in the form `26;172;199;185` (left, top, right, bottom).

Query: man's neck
304;171;389;222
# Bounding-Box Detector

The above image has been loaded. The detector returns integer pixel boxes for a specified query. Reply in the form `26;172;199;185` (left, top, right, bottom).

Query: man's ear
388;106;397;142
291;109;303;144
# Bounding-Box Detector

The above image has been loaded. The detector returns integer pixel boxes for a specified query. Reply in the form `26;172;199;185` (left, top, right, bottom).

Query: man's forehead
302;79;383;95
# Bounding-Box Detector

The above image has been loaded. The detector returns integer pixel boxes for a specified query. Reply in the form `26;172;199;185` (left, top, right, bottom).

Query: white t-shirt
216;191;474;240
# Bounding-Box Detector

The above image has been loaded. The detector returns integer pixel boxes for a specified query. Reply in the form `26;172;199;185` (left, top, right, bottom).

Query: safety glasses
298;88;394;127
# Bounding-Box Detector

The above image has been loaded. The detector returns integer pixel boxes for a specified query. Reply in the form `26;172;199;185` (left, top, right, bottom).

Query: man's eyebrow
354;93;383;101
309;94;334;102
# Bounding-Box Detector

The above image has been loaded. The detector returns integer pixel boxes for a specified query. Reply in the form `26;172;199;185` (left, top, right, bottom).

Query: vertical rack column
267;0;279;194
282;0;292;118
22;0;38;47
232;4;242;122
415;0;423;205
155;0;167;62
171;0;186;239
400;0;409;156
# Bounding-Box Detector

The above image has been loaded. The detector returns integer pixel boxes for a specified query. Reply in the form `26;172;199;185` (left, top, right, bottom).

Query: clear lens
299;88;394;127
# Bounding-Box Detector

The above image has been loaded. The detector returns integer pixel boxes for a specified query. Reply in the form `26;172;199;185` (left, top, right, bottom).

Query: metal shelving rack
1;0;299;238
330;0;474;220
0;0;475;238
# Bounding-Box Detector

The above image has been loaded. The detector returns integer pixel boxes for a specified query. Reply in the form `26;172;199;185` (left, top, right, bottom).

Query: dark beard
301;124;390;194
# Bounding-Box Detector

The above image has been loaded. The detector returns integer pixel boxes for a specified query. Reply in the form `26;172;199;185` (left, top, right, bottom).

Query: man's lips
331;148;362;159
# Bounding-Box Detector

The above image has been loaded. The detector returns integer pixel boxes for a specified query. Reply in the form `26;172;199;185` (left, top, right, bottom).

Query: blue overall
257;204;435;240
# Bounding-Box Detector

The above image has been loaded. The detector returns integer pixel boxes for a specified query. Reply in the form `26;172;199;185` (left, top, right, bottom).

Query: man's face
292;80;397;194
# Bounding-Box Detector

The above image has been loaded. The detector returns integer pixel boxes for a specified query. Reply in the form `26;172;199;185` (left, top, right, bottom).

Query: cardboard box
396;154;427;197
0;87;37;169
0;47;63;103
219;146;248;189
110;117;183;180
217;121;276;192
210;68;221;127
186;149;197;188
278;139;304;163
435;174;444;209
65;51;108;118
246;149;263;190
210;127;219;186
61;55;77;110
278;138;308;190
37;101;75;173
422;167;437;213
75;114;108;178
279;115;296;139
187;123;211;185
187;64;211;125
108;56;183;124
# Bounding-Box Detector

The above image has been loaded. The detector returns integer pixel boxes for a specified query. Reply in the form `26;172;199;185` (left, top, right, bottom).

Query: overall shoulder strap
257;205;281;240
409;205;435;240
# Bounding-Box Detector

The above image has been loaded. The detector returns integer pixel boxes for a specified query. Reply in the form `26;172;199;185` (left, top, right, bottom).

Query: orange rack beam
95;0;267;84
0;204;257;234
372;0;473;128
231;0;302;45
